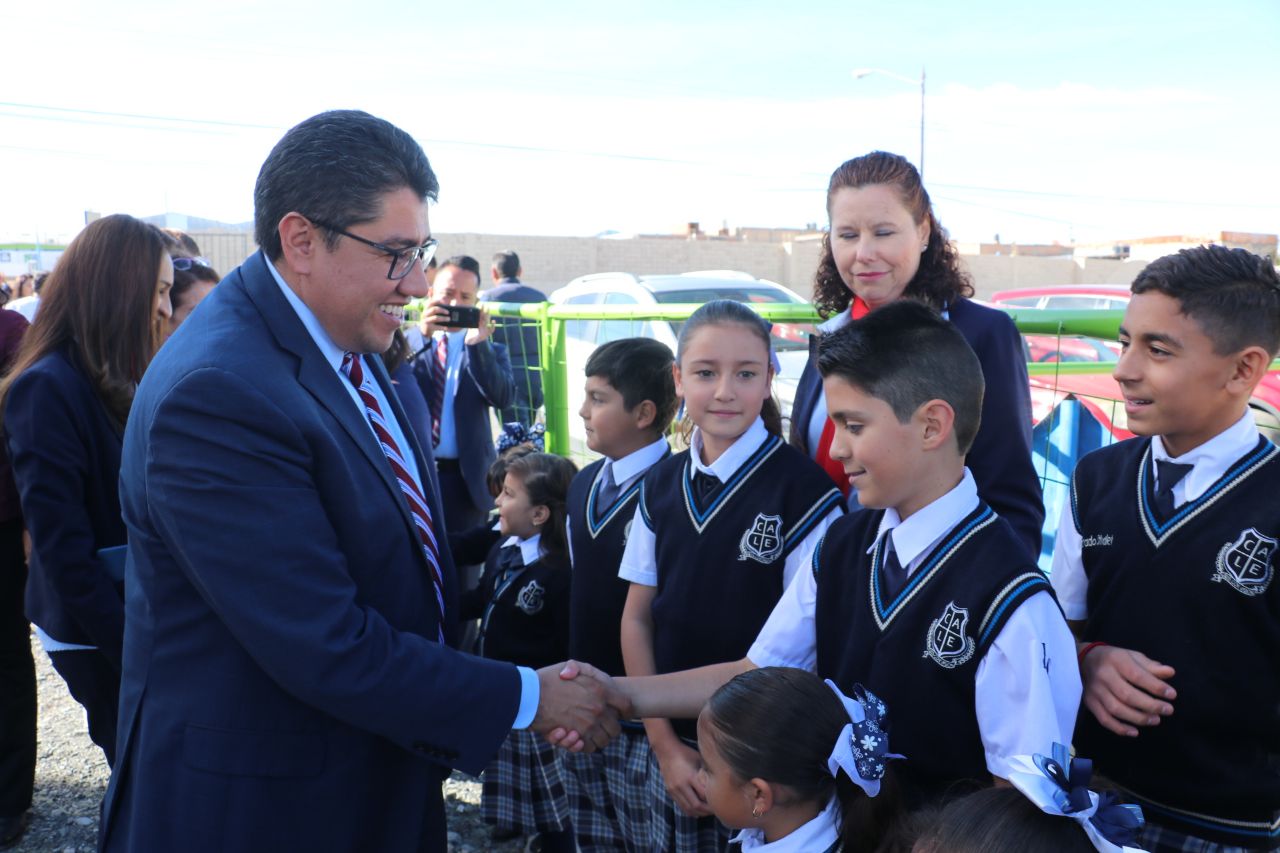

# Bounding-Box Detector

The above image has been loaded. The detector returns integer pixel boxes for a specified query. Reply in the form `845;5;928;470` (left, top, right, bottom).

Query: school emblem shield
923;601;976;669
738;513;784;563
515;580;546;615
1211;528;1275;597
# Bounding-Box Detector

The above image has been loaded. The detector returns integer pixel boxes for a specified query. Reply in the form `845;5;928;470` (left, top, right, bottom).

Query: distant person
1052;246;1280;852
160;227;202;257
0;214;174;768
0;307;33;850
6;273;46;323
791;151;1043;558
166;256;220;335
483;249;545;426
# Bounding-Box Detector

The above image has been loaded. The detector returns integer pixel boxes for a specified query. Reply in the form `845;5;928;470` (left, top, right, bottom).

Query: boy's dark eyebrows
1118;325;1183;349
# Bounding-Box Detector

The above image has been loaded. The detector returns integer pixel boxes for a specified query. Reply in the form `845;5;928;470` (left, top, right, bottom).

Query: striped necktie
428;334;448;447
342;352;446;641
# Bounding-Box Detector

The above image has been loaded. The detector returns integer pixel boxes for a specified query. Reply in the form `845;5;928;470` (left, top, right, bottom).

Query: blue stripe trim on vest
638;483;654;531
784;489;843;554
681;435;783;533
585;475;642;539
811;531;827;579
978;574;1050;646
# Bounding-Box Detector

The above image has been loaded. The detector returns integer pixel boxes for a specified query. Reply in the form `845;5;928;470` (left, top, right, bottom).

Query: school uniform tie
596;465;622;509
1153;460;1194;520
495;544;524;582
692;470;721;505
879;533;909;603
428;334;449;447
342;352;446;642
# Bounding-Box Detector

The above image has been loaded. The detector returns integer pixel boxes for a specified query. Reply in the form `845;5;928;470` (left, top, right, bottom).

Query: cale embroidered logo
1211;527;1275;597
738;513;784;563
923;601;976;669
515;580;546;615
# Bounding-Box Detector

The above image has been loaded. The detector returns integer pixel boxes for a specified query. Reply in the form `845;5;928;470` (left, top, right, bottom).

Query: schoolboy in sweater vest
562;338;677;852
1052;246;1280;852
567;302;1079;809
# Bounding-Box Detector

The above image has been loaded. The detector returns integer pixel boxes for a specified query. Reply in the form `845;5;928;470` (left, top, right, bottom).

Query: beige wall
186;228;1151;302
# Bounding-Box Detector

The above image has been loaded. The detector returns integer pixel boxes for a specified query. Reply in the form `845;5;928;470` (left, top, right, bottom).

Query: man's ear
278;213;320;277
917;399;956;451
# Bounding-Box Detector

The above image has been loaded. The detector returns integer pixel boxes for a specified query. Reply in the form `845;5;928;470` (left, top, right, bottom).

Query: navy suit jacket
100;252;521;853
790;297;1044;557
481;279;544;423
4;345;127;668
410;337;513;514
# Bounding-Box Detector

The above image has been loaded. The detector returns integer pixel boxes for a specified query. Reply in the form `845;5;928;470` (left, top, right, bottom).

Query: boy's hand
1081;644;1176;737
656;741;711;817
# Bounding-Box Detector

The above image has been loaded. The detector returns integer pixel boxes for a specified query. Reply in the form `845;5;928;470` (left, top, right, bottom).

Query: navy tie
1153;460;1194;520
879;533;908;603
692;470;721;505
596;467;622;509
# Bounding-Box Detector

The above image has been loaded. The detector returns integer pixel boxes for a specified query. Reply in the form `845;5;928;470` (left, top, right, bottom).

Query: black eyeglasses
307;216;439;281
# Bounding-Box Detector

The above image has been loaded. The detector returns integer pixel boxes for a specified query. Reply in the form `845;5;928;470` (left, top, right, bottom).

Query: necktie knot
496;545;524;575
692;470;721;504
880;531;909;602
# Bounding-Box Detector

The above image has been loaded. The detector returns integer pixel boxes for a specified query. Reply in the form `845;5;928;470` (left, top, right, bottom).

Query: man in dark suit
413;255;511;535
482;250;545;426
101;110;624;853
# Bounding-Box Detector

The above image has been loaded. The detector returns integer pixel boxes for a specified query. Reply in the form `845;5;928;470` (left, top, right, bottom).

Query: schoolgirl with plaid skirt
460;452;578;852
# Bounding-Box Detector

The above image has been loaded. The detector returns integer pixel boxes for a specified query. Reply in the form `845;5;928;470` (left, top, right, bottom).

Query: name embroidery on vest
1081;534;1114;548
923;601;976;669
1211;527;1276;597
516;580;546;614
739;513;784;563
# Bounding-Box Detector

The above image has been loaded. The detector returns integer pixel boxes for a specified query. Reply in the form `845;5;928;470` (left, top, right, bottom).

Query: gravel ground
14;632;537;852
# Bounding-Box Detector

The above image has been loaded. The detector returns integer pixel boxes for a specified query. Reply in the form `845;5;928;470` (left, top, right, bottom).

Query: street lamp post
852;66;926;179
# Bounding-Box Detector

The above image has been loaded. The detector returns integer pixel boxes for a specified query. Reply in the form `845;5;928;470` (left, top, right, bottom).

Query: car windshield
653;288;814;352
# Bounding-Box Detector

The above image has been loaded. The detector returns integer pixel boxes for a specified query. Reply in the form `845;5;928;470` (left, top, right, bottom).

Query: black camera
443;305;482;328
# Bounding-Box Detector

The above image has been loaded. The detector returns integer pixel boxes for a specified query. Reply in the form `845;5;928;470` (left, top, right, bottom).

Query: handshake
530;661;633;753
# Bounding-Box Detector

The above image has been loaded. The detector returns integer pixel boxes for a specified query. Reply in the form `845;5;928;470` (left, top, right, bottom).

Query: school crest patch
515;580;546;615
1211;527;1275;597
923;601;976;669
738;513;783;563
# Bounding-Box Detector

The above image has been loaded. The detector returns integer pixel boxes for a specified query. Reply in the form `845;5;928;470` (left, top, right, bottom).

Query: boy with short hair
591;301;1080;805
561;337;677;852
1052;245;1280;852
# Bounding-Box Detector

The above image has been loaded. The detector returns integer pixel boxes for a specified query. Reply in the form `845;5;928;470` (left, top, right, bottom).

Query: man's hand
656;741;711;817
463;306;493;346
531;661;629;753
417;296;452;338
1081;644;1176;737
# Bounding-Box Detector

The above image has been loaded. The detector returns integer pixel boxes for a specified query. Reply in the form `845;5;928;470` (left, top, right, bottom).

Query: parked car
549;271;816;456
988;285;1127;363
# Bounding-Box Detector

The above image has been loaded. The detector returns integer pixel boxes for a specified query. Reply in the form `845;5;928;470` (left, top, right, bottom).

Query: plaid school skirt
481;728;571;834
644;741;732;853
560;726;653;852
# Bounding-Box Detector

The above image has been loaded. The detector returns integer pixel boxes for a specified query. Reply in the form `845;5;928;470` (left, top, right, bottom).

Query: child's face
695;710;757;830
495;472;544;539
1115;290;1251;457
674;323;773;458
828;183;931;311
579;375;644;457
823;375;937;518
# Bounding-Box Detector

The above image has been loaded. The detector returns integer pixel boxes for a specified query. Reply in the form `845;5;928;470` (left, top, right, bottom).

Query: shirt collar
502;533;543;566
869;468;980;570
265;257;347;373
1150;409;1259;496
607;436;670;487
730;796;840;852
689;417;769;481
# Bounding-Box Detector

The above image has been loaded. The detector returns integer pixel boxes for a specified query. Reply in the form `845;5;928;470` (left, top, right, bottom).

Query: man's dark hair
33;273;49;294
438;254;482;284
492;250;520;280
585;337;677;437
1130;245;1280;357
254;110;439;261
817;300;984;455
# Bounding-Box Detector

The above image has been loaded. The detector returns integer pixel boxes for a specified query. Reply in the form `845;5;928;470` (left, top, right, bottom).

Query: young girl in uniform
462;451;579;853
698;667;901;853
619;299;845;852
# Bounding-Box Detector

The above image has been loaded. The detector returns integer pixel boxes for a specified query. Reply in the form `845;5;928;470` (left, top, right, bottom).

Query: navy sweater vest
642;436;842;739
460;544;571;671
1073;436;1280;847
813;504;1054;803
567;456;658;677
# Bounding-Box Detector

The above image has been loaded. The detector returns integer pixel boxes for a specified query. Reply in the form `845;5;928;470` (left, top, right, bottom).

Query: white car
549;271;817;458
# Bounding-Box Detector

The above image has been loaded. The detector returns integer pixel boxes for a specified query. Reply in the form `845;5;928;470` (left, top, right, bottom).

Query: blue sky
2;0;1277;246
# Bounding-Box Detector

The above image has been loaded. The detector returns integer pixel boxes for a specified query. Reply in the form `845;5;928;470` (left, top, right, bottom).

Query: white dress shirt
618;418;840;589
730;795;840;852
1051;409;1261;620
749;469;1081;780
